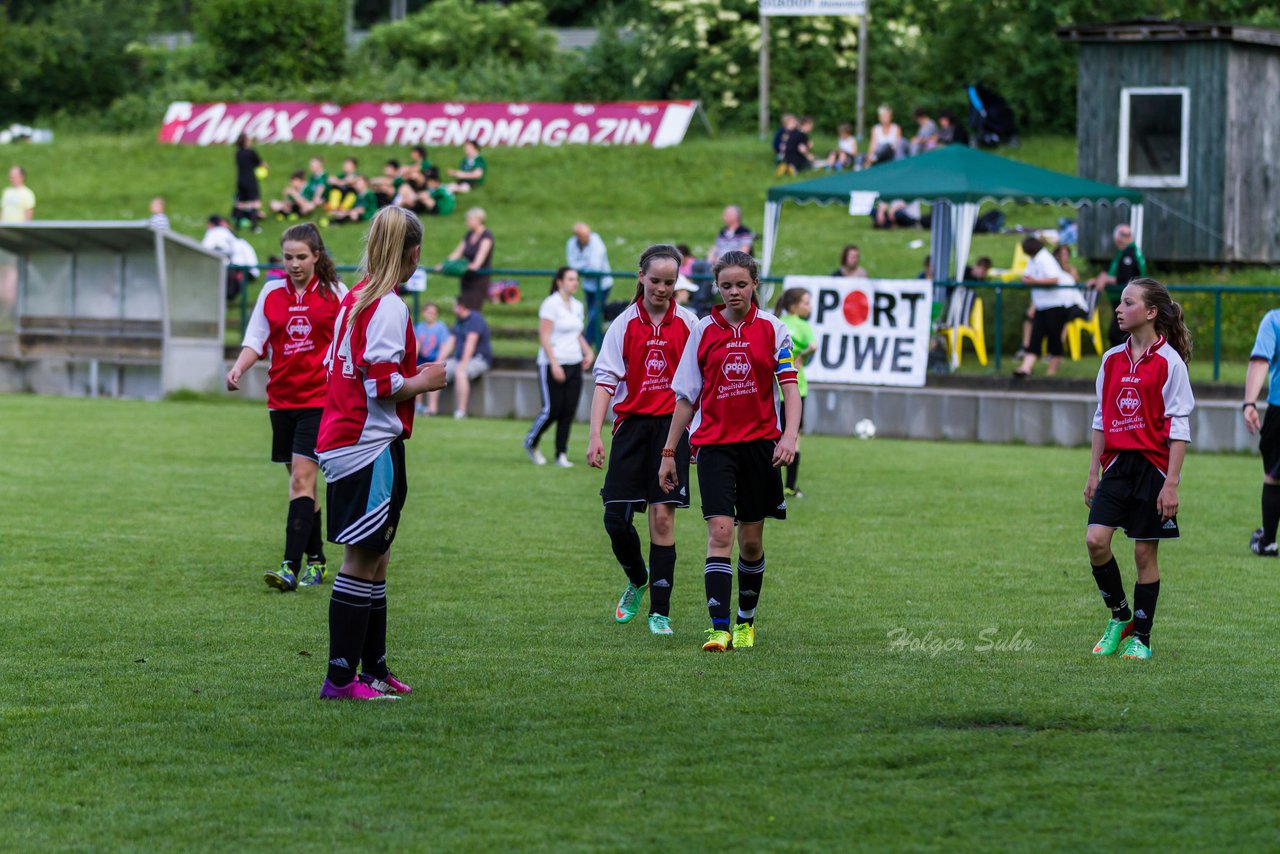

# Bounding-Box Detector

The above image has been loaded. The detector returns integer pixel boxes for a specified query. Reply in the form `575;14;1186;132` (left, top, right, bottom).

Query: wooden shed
1059;20;1280;264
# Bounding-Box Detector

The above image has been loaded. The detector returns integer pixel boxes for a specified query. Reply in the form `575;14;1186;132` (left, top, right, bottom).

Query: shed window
1118;87;1189;188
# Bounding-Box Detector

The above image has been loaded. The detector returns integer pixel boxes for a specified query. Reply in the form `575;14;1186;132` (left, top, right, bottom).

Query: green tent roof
766;145;1143;206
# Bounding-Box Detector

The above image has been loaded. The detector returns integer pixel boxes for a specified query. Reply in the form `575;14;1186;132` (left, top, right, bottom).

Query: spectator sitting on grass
147;196;169;231
270;171;317;219
403;145;430;182
868;104;903;165
825;123;858;171
328;175;377;224
938;109;969;146
395;181;426;214
302;157;328;210
325;157;360;212
777;115;816;176
873;199;923;229
964;256;993;281
420;167;456;216
909;108;940;155
447;140;487;193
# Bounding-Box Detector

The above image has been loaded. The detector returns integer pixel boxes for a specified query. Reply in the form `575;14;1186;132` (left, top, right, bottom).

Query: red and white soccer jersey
1092;335;1194;475
671;303;797;448
593;298;699;430
316;282;418;481
242;276;348;409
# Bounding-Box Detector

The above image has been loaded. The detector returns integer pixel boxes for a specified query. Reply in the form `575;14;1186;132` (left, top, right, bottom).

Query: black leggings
525;362;583;456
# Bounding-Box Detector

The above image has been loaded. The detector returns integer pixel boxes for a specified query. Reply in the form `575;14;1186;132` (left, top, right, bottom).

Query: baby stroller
967;85;1018;148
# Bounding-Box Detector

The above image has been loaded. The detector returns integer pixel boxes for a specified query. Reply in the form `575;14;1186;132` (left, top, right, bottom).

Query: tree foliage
192;0;347;84
357;0;557;71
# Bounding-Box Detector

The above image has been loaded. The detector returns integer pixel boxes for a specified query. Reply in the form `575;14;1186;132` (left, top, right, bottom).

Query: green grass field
3;394;1278;850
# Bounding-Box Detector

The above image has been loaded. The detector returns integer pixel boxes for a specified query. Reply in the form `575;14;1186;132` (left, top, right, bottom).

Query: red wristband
661;448;676;458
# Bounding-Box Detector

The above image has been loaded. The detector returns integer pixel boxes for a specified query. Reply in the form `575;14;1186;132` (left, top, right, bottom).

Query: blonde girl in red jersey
658;250;801;652
587;244;699;635
1084;278;1194;661
315;207;446;700
226;223;346;591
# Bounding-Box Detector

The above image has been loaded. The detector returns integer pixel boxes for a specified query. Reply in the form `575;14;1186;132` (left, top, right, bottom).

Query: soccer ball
854;418;877;440
254;165;269;180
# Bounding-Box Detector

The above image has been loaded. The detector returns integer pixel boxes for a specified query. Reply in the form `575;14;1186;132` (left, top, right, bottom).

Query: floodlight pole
759;13;771;138
856;8;869;140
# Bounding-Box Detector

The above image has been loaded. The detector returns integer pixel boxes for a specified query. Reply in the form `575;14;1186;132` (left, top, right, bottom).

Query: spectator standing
868;105;903;164
1088;224;1146;347
708;205;755;264
1013;236;1084;378
147;197;170;231
447;140;487;193
232;133;264;232
524;267;595;468
771;114;797;165
774;288;817;500
436;298;493;418
1243;309;1280;556
833;245;868;278
414;302;451;414
2;166;34;222
442;207;495;311
778;116;816;175
566;222;614;349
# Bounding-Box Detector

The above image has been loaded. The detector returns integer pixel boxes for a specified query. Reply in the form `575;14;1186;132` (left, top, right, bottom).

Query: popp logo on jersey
1117;386;1141;417
287;316;313;341
645;348;667;378
721;352;752;382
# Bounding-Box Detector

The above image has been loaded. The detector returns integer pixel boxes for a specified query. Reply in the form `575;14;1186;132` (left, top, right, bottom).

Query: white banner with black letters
786;276;931;387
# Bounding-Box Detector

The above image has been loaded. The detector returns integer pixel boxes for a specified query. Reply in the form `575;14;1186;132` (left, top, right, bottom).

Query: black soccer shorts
1087;450;1178;541
601;415;691;510
696;439;787;524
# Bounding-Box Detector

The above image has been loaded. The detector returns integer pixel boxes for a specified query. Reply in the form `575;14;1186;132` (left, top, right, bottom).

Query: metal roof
1058;19;1280;49
0;221;219;257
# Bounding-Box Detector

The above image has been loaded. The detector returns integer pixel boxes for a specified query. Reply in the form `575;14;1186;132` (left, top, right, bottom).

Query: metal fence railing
227;265;1280;382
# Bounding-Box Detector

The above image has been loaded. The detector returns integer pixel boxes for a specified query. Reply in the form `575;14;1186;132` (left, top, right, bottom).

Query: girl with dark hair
315;207;446;700
774;287;817;498
232;133;264;232
525;266;595;468
659;250;801;652
1013;236;1085;378
833;245;868;278
1084;278;1194;662
227;223;346;591
587;245;699;635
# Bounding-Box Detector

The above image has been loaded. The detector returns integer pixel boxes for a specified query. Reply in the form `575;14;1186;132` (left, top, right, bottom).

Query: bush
357;0;556;71
192;0;347;84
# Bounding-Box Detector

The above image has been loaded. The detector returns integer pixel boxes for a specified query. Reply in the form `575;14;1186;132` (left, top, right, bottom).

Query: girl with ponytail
314;206;446;700
1084;277;1194;662
226;222;347;592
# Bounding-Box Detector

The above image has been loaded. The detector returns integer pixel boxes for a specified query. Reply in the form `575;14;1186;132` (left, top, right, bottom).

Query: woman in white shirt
868;105;903;165
525;267;595;467
1014;236;1086;378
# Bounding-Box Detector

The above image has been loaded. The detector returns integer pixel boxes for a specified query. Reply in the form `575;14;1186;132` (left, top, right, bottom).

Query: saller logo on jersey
287;316;313;341
646;348;667;378
1117;386;1141;417
722;352;752;381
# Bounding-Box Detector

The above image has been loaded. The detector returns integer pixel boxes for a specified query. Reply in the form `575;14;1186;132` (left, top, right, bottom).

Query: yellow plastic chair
939;286;988;368
1067;288;1104;360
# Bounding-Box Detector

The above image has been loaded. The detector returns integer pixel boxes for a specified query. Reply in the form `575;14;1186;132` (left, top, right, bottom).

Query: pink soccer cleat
360;673;413;695
319;678;399;701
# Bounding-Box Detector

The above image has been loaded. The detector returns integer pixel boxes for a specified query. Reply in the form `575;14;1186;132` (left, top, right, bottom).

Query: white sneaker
453;410;466;420
554;453;574;468
525;444;547;465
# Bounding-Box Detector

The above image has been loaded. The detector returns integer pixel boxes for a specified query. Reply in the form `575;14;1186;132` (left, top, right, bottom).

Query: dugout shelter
0;222;226;399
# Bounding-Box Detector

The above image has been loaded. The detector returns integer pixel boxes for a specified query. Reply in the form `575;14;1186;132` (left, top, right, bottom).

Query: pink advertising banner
159;101;698;148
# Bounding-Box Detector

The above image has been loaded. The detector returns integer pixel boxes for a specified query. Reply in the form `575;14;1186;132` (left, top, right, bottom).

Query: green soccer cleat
702;628;732;652
1120;636;1152;660
614;580;647;624
264;563;297;592
1091;617;1134;656
297;560;328;588
648;614;673;635
732;622;755;649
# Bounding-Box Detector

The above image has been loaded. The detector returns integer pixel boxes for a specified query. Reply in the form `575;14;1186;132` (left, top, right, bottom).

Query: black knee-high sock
362;581;389;679
306;506;326;563
705;557;733;630
1132;579;1160;646
786;453;800;491
1263;484;1280;545
327;574;373;686
648;544;676;617
1091;556;1131;621
284;497;315;568
604;508;647;587
737;554;765;625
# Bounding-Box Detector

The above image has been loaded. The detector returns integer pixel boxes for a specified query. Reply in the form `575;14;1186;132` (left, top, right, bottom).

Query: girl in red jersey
658;250;801;652
226;223;346;591
586;245;699;635
1084;278;1194;662
315;207;446;701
